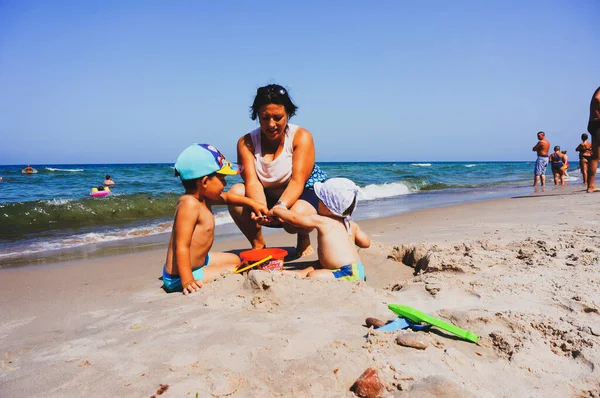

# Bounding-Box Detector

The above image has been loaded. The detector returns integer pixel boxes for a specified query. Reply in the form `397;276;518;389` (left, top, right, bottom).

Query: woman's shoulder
291;125;314;144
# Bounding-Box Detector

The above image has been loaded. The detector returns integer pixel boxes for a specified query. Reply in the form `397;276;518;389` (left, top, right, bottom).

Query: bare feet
587;186;600;193
295;233;314;257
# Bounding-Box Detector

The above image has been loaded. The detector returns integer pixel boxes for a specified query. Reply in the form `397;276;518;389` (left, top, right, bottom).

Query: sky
0;0;598;164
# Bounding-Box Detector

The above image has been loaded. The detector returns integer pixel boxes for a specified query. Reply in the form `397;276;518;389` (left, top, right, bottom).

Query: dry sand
1;185;599;397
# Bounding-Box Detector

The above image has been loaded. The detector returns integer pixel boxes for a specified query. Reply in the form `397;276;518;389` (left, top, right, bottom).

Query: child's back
272;178;370;280
316;217;366;269
164;194;215;276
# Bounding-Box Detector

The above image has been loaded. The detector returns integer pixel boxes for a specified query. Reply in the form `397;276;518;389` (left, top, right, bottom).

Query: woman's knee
290;199;317;215
228;183;246;196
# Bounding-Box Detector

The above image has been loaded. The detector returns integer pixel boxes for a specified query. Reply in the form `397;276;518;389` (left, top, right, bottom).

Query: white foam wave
0;211;236;259
411;163;431;167
45;167;84;172
44;198;75;205
465;164;477;168
0;222;174;259
358;182;413;200
214;210;234;226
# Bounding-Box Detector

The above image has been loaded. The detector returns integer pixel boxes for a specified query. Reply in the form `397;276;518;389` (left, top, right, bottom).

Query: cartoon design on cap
175;143;242;181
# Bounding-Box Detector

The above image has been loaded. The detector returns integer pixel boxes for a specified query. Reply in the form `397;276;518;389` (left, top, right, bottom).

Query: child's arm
353;223;371;248
212;192;269;218
271;206;323;230
173;198;204;294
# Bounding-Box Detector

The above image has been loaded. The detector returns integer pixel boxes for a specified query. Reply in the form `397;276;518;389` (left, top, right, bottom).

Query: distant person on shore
586;86;600;192
576;133;592;184
103;174;115;186
549;146;566;186
270;178;371;281
561;150;569;177
162;144;269;295
532;131;550;186
227;84;327;258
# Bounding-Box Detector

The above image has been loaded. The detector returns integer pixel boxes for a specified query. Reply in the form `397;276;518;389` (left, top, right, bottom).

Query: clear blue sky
1;0;598;164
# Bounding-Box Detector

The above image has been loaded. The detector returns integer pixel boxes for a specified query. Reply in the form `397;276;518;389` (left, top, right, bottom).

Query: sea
0;162;582;268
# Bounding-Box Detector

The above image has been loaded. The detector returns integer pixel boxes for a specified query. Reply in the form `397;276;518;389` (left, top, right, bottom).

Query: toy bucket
239;248;288;273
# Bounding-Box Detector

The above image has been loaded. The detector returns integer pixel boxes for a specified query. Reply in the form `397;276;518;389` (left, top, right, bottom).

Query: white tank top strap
250;124;299;195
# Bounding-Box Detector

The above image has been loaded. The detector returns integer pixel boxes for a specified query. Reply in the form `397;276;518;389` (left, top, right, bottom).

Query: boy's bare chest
193;207;215;238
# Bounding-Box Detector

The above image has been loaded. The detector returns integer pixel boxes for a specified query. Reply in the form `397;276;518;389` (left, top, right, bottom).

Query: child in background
561;150;570;177
271;178;370;280
163;144;268;294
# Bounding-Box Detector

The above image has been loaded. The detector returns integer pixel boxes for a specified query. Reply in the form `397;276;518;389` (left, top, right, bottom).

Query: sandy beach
1;185;599;397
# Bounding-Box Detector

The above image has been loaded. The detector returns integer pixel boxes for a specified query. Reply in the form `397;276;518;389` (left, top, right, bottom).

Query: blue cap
175;144;241;181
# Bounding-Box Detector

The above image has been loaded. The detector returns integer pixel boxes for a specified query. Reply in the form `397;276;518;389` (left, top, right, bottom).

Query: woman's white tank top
250;124;298;196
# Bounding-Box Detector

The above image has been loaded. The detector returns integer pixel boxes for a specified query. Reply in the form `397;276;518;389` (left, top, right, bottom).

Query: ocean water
0;162;582;267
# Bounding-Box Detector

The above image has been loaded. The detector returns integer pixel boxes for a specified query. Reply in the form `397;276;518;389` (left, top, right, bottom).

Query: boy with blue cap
163;144;268;294
271;177;370;280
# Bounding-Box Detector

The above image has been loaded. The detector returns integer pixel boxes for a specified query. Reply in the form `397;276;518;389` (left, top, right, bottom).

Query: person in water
532;131;550;187
561;150;570;177
549;146;566;186
586;86;600;192
103;174;115;186
162;143;268;295
271;178;371;281
227;84;327;257
576;133;593;185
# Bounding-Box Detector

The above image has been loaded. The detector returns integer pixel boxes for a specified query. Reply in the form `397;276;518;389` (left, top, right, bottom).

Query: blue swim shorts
534;156;549;176
162;253;211;292
331;262;365;281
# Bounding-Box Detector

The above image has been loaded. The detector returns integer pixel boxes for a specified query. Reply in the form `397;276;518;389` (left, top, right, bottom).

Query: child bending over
163;144;268;294
271;178;370;280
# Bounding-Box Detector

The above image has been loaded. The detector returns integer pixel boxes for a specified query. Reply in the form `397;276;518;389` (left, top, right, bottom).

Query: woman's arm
237;134;266;202
277;128;315;207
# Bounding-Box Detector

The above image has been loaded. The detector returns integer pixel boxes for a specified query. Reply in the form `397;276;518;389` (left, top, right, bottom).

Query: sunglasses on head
257;86;287;97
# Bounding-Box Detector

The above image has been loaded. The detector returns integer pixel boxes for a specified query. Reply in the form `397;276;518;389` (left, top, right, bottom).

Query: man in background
586;87;600;193
532;131;550;187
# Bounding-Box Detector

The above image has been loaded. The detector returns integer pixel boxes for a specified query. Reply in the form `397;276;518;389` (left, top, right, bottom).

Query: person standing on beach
532;131;550;186
576;133;592;185
586;86;600;193
549;146;566;186
228;84;327;257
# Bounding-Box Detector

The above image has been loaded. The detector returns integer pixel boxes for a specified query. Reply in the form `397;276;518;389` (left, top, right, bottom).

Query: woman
575;133;592;184
228;84;327;256
549;146;566;186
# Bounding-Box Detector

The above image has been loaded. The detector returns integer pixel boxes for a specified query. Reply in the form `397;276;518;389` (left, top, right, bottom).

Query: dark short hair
181;178;198;192
554;145;560;151
250;84;298;120
582;133;589;140
105;174;110;179
538;131;545;136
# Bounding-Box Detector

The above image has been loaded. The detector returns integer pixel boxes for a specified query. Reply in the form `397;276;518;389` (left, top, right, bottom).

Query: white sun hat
313;178;359;235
